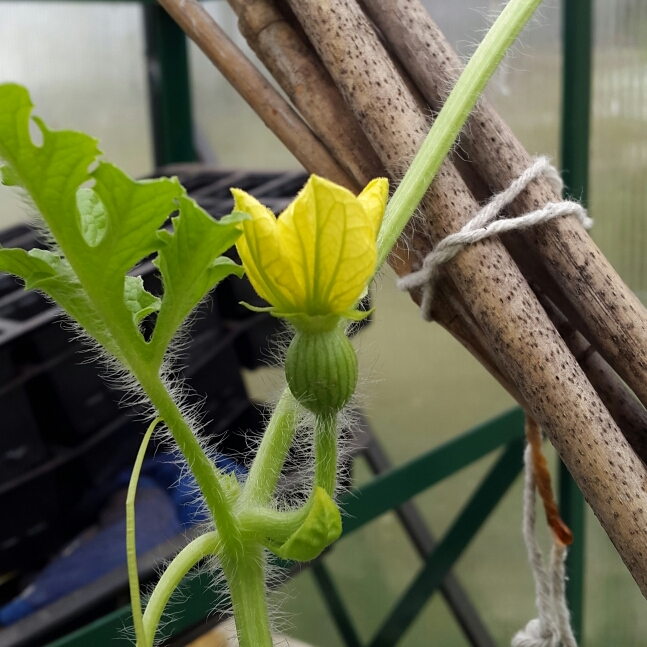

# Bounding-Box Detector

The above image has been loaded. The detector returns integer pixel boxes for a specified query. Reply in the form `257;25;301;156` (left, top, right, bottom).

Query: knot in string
396;157;593;321
511;618;560;647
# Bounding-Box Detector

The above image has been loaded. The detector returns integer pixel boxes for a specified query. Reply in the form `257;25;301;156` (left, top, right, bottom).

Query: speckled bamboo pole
285;0;647;596
397;235;529;408
155;0;353;190
539;294;647;464
228;0;379;190
361;0;647;412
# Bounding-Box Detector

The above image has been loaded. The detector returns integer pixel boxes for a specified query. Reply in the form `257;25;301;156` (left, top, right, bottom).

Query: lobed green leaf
151;200;248;362
76;187;108;248
0;83;246;369
124;275;161;325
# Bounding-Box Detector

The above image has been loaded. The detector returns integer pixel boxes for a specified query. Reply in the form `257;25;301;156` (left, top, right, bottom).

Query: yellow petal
232;189;299;311
357;177;389;239
278;175;376;315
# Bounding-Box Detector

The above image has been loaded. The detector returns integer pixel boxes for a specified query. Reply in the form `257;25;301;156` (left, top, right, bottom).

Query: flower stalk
242;389;299;506
375;0;545;271
314;413;338;497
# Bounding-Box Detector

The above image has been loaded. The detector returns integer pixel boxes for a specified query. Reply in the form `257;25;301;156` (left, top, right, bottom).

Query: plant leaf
0;85;101;238
151;198;246;360
124;275;161;325
0;84;182;356
266;486;342;562
0;246;120;356
76;187;107;247
0;247;88;317
0;84;244;370
89;163;184;282
0;247;57;285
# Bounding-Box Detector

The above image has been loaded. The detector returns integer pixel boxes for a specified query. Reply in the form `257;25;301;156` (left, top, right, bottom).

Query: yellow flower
232;175;388;327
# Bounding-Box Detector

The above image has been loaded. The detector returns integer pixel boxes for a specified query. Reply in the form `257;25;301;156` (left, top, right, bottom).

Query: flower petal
232;189;299;311
278;175;376;314
357;177;389;239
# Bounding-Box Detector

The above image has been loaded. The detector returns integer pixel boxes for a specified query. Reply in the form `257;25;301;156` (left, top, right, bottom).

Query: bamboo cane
228;0;380;189
361;0;647;412
284;0;647;596
539;294;647;464
155;0;354;191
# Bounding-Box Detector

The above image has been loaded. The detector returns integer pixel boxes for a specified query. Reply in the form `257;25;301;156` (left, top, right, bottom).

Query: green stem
126;417;162;647
375;0;543;271
135;370;240;544
243;390;298;506
77;295;236;541
239;499;313;544
315;413;338;496
222;544;273;647
142;531;222;646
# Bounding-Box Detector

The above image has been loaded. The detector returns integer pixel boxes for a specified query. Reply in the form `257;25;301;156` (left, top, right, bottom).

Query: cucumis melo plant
0;83;384;647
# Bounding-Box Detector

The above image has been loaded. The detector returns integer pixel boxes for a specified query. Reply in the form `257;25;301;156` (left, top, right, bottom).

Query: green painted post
143;4;197;167
369;439;525;647
560;0;593;641
312;562;362;647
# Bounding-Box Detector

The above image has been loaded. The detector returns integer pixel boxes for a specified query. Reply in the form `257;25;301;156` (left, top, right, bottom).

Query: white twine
511;444;578;647
397;157;594;321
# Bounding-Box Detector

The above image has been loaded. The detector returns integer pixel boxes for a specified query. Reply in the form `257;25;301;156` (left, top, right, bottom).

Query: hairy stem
221;544;273;647
70;282;237;542
243;390;298;506
135;370;240;544
314;413;337;496
127;417;162;647
375;0;543;270
239;500;313;543
142;531;222;646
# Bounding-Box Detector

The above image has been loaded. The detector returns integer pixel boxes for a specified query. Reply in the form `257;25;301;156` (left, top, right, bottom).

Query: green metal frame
143;4;198;166
559;0;592;640
3;0;595;645
366;441;525;647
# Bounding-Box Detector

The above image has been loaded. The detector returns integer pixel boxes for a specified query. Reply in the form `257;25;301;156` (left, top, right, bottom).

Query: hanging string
396;156;593;321
511;417;578;647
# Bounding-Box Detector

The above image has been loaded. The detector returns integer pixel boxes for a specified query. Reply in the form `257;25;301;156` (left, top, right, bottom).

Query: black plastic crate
19;324;121;446
0;389;46;486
